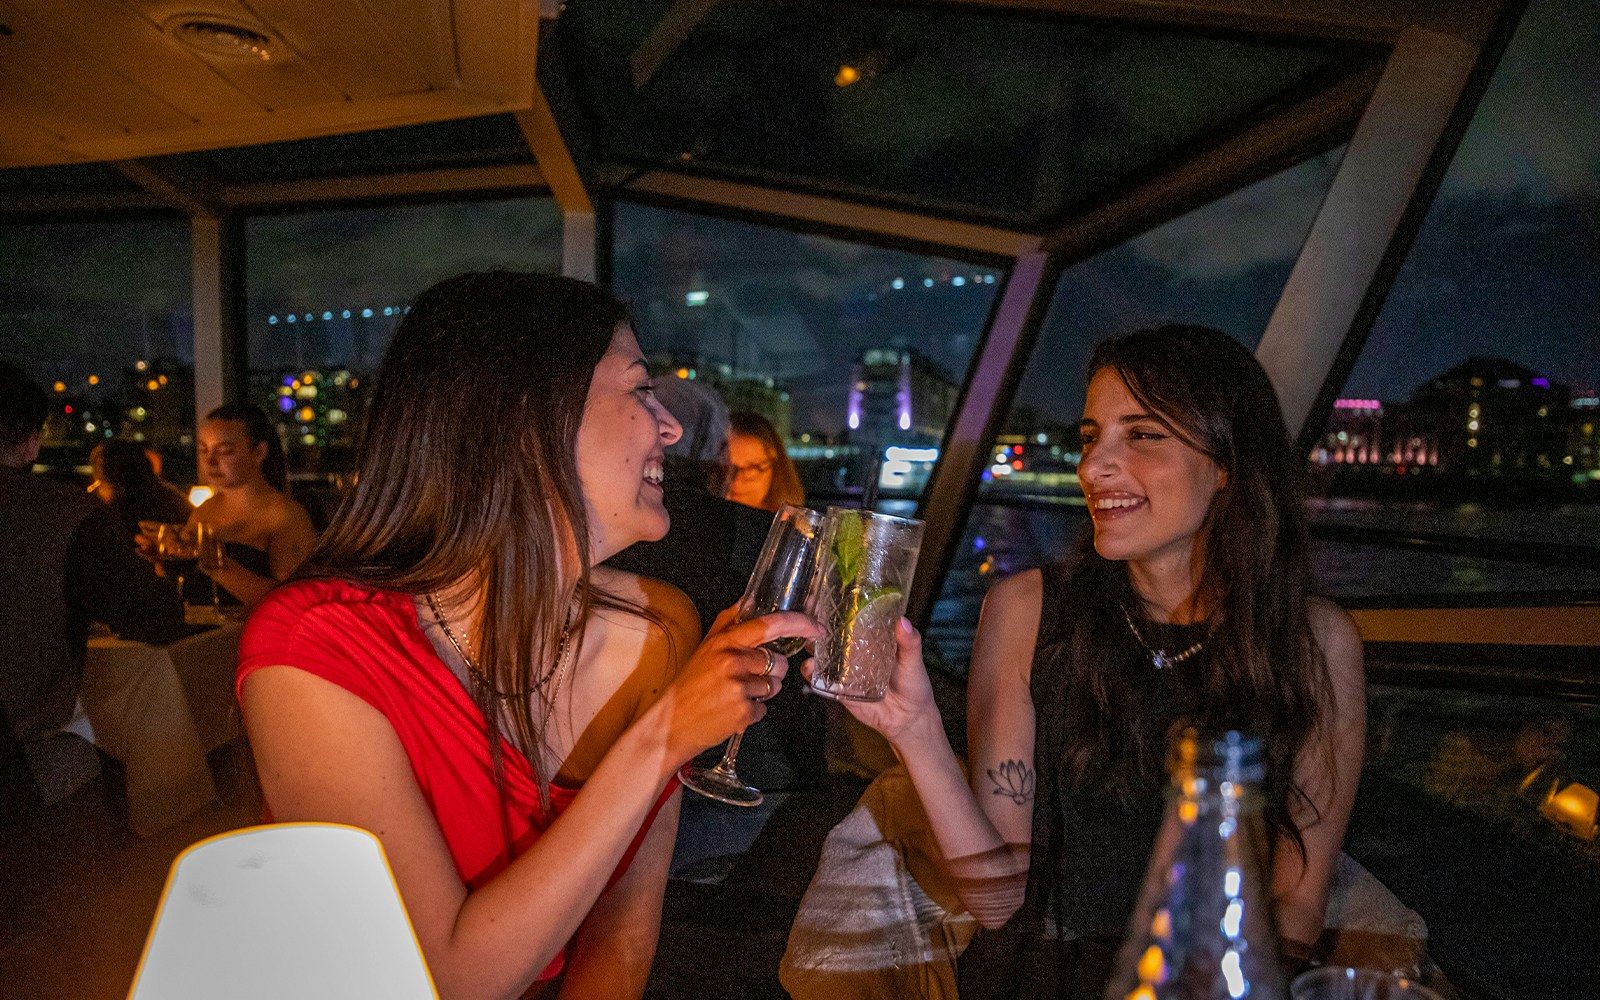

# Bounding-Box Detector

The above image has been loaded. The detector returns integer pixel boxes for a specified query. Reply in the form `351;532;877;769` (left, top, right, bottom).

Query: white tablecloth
82;618;243;836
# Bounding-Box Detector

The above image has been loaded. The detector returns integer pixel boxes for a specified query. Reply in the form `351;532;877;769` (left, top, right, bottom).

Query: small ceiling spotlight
165;15;279;62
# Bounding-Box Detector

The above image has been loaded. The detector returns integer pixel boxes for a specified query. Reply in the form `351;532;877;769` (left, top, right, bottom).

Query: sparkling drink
809;507;923;702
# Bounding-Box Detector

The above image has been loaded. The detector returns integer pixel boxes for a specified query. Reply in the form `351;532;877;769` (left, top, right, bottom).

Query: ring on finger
761;646;776;676
764;675;777;700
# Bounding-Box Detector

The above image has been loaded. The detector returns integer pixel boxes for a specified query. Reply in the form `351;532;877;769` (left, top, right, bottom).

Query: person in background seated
97;439;191;540
816;326;1365;998
238;272;817;1000
0;361;186;807
727;410;805;512
189;402;316;607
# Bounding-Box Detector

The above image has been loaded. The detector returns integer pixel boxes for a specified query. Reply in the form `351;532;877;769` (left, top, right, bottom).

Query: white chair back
128;823;437;999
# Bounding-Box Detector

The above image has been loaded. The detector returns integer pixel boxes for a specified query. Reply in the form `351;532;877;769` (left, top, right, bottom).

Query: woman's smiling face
1077;368;1225;572
573;325;683;563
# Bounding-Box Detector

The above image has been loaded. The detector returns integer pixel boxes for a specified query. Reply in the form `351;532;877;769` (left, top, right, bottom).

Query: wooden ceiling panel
0;0;541;168
451;0;538;102
364;0;460;89
2;0;264;120
245;0;435;100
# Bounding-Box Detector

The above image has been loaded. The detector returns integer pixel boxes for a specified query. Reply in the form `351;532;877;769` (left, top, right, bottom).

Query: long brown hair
300;271;627;815
1036;325;1331;857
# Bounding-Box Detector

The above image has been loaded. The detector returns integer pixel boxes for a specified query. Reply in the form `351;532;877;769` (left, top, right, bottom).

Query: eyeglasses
730;459;774;478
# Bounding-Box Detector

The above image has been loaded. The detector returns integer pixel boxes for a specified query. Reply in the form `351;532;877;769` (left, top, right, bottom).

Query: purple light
282;375;296;387
1532;377;1550;388
277;396;295;413
974;537;986;551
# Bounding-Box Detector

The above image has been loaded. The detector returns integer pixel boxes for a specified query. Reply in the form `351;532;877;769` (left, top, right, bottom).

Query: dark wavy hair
299;271;638;819
206;401;288;492
1035;325;1331;861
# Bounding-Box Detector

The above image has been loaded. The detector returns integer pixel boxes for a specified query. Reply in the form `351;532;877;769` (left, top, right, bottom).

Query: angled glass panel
1306;0;1600;598
245;199;561;486
924;149;1344;673
612;200;1001;504
0;219;194;479
550;1;1381;229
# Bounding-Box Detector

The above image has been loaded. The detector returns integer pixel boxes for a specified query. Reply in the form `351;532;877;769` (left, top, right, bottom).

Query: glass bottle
1103;729;1287;1000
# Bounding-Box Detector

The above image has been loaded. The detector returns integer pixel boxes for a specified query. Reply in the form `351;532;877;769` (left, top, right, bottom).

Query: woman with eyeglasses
725;410;804;512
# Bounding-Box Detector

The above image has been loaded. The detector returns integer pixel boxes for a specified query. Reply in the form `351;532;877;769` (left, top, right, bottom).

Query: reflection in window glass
0;219;194;479
612;202;1001;503
246;199;561;484
925;150;1343;673
1308;0;1599;596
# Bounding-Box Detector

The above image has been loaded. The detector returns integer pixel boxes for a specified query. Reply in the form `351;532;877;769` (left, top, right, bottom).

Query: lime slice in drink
844;585;903;640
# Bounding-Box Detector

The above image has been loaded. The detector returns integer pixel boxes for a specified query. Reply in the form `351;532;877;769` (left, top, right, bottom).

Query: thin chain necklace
1119;602;1207;670
425;592;573;702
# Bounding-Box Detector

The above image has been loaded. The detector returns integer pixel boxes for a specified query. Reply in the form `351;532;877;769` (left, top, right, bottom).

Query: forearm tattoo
987;759;1035;805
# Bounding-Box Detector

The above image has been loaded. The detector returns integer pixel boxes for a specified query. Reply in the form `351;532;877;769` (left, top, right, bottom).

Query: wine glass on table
156;523;198;607
680;503;823;807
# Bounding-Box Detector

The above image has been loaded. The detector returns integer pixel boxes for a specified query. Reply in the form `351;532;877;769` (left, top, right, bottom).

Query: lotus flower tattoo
987;759;1035;805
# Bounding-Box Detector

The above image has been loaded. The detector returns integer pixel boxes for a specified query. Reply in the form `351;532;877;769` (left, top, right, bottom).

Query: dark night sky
0;0;1594;434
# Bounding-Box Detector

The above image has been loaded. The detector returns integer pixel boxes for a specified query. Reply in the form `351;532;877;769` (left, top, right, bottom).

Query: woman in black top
816;325;1367;997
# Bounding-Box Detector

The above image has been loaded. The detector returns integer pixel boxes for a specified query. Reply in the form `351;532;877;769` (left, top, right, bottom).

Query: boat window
1305;0;1600;600
613;200;1002;505
0;217;194;480
924;150;1343;675
549;2;1382;230
245;198;562;484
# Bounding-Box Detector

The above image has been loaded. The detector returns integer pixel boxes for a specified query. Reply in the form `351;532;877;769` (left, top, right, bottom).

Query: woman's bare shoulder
589;566;701;648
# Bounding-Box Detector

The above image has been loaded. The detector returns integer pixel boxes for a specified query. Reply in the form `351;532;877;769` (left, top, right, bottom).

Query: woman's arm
820;569;1044;928
203;498;317;607
557;790;681;1000
243;608;814;1000
1272;598;1367;952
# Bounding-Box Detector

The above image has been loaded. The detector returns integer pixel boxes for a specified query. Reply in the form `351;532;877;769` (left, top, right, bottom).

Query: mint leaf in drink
831;510;865;590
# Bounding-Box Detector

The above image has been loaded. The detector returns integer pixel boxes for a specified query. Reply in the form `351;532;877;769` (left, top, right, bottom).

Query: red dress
237;577;677;980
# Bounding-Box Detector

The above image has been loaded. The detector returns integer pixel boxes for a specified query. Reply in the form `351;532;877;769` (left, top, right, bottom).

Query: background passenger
189;402;316;607
814;325;1366;998
98;438;190;540
0;361;186;809
238;272;817;999
726;410;804;512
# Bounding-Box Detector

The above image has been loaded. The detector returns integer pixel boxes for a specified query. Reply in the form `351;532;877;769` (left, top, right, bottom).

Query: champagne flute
195;521;226;617
680;503;823;807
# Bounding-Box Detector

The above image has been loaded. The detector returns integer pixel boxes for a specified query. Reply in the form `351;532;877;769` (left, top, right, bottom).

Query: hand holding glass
679;503;823;807
808;508;924;702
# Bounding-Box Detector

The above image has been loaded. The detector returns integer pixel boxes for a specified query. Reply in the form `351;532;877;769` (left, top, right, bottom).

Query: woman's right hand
651;607;820;766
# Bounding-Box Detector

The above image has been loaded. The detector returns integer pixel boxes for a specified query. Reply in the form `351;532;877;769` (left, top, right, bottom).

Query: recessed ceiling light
165;15;279;62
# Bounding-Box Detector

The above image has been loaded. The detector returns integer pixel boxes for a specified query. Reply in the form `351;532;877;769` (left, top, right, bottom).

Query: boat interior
1;1;1596;998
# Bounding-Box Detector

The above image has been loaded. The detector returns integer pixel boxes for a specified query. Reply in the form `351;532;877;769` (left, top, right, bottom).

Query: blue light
383;307;393;316
303;313;313;322
286;314;297;323
277;396;295;413
268;315;278;325
891;278;904;290
952;276;966;287
922;278;934;288
321;311;332;321
341;310;351;319
361;308;373;318
282;375;295;387
974;537;986;551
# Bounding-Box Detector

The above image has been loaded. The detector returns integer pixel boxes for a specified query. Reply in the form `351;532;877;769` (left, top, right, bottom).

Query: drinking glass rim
823;505;924;529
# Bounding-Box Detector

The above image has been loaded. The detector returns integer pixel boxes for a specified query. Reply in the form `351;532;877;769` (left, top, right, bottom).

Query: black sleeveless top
958;563;1209;1000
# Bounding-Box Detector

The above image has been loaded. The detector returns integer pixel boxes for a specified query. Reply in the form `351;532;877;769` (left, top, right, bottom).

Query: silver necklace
1119;602;1206;670
425;592;573;701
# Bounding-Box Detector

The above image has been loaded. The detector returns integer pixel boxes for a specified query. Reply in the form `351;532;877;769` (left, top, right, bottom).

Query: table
82;616;244;836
